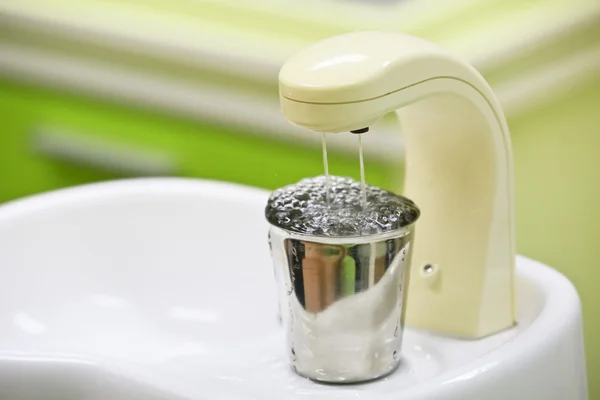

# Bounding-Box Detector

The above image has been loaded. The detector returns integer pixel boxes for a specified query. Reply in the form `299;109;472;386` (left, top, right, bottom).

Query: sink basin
0;178;587;399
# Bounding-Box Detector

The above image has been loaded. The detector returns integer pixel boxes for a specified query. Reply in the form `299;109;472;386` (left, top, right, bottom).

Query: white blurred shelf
0;0;599;159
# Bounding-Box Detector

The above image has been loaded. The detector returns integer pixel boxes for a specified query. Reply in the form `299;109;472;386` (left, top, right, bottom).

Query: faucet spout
279;31;516;338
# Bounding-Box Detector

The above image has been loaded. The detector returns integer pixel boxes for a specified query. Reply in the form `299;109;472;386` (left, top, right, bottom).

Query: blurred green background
0;0;599;396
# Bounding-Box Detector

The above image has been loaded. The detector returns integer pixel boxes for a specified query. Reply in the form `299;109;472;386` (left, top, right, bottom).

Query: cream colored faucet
279;31;516;338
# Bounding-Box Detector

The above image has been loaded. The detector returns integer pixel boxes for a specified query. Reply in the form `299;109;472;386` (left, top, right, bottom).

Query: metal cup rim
267;223;416;245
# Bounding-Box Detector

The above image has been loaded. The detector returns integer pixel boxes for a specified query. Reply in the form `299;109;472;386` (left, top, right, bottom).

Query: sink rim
0;178;586;399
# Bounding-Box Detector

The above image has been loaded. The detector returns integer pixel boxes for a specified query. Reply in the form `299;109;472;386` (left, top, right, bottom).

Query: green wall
0;79;396;201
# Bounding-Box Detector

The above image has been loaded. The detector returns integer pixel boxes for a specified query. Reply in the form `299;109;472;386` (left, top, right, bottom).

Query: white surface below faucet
0;178;588;399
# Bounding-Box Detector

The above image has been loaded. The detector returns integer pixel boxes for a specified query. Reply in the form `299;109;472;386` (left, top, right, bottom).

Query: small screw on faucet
423;264;435;274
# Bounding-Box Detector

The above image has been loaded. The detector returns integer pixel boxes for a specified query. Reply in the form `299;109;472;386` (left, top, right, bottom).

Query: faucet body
279;31;516;338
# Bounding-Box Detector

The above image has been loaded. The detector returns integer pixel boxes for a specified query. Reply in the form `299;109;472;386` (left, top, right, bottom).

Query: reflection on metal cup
268;225;416;383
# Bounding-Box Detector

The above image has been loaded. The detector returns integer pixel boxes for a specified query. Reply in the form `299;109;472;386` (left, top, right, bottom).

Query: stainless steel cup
268;222;417;383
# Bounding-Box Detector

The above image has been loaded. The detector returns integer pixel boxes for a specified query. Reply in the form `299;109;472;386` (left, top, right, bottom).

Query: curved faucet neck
400;87;516;338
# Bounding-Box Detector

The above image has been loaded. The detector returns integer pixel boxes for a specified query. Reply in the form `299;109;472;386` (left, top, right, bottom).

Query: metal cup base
294;351;402;384
269;226;415;383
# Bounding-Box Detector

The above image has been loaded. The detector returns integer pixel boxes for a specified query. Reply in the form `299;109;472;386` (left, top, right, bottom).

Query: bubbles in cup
265;175;419;237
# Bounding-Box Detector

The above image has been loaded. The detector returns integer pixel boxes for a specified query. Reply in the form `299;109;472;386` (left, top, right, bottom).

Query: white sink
0;178;587;399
